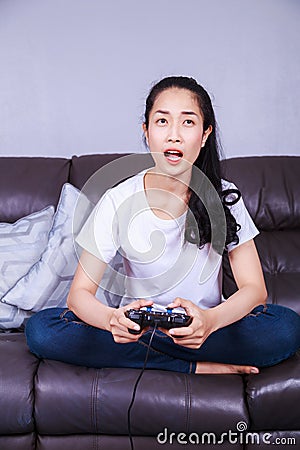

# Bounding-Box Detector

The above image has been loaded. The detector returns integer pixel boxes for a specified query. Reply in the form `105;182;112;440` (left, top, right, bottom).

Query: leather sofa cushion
0;434;35;450
0;333;38;434
0;433;35;450
69;153;154;196
35;360;248;436
223;231;300;314
0;157;70;223
37;435;243;450
246;351;300;430
221;156;300;231
242;431;300;449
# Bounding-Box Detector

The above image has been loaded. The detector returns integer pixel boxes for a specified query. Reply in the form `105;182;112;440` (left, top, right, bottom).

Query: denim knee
278;305;300;353
257;303;300;363
25;312;43;357
25;308;64;358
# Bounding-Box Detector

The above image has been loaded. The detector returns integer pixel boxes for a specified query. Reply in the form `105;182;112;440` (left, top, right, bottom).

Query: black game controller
125;305;192;335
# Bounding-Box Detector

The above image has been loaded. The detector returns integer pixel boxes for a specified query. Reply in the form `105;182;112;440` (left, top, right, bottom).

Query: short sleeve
75;190;119;263
225;188;259;253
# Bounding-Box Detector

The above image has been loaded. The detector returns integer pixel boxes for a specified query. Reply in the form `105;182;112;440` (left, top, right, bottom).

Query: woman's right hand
108;299;153;343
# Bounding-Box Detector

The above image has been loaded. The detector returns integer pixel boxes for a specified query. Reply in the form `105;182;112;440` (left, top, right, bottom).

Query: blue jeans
25;304;300;374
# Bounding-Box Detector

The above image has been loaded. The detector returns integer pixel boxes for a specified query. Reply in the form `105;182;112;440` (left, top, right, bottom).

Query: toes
234;365;259;374
238;366;251;374
195;362;259;374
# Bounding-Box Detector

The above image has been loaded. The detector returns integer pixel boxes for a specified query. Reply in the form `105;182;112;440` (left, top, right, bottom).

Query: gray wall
0;0;299;158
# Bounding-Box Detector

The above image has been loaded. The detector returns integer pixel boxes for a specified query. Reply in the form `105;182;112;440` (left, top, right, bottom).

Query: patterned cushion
0;206;54;329
0;302;32;330
1;184;92;312
0;205;54;298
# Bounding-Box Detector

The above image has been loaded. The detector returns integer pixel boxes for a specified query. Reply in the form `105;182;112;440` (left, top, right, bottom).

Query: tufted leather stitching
183;374;192;434
90;369;100;435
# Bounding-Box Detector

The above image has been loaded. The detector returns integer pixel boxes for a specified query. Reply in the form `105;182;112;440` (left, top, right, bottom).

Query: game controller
125;304;192;335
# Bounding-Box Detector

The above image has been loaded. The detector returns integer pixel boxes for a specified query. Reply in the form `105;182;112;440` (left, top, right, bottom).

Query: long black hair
143;76;240;255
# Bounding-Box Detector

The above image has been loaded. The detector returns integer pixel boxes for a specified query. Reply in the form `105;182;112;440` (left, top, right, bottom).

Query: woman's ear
142;123;149;145
201;125;213;147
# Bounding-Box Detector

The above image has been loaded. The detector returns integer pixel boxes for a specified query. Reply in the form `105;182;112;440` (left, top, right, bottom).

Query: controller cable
127;322;158;450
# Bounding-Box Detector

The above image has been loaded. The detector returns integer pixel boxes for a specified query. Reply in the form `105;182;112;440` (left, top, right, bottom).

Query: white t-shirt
76;169;259;309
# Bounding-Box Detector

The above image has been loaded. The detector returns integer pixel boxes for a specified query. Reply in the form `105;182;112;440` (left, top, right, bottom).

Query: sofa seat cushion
0;333;39;434
36;435;243;450
35;359;248;436
242;431;299;449
246;350;300;430
0;434;36;450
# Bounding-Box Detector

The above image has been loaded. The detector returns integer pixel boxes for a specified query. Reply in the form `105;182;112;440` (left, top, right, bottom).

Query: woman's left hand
163;297;216;349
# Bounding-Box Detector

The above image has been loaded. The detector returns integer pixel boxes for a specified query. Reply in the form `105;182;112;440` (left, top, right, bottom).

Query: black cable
127;323;158;450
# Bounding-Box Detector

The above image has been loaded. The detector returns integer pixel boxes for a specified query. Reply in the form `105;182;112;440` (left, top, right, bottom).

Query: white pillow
1;184;92;312
0;302;32;330
0;206;54;299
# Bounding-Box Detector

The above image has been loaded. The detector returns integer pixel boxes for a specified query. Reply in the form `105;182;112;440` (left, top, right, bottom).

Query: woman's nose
167;124;182;143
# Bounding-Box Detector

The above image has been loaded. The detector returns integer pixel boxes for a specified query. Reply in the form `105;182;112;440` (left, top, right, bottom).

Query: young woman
26;76;300;374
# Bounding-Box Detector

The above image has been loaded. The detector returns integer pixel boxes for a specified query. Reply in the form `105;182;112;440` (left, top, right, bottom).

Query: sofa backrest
221;156;300;314
1;154;299;313
0;157;70;223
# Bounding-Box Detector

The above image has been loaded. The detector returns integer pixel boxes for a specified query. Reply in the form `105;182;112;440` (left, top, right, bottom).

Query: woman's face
143;87;212;177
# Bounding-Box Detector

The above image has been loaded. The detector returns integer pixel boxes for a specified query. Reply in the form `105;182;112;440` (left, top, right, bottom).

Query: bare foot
195;362;259;374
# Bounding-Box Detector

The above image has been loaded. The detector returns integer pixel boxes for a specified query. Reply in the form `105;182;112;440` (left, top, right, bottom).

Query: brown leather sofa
0;154;299;450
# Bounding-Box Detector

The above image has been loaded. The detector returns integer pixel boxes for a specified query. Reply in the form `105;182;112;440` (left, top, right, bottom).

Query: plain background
0;0;299;158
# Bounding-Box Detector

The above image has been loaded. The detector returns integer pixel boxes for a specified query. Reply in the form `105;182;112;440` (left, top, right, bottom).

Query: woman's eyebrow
181;111;198;116
154;109;170;115
154;110;198;116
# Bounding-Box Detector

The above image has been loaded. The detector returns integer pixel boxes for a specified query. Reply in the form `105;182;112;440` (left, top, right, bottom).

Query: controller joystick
125;305;192;335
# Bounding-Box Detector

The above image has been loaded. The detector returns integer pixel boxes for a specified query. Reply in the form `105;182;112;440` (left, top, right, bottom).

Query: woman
26;76;300;374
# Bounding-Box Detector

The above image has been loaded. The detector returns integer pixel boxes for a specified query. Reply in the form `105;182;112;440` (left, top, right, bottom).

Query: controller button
131;313;141;319
174;317;184;323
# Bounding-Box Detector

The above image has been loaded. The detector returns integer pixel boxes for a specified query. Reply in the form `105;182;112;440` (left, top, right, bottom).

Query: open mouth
163;150;183;162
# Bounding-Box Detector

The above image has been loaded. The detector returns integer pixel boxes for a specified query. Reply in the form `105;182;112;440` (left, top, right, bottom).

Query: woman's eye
157;118;167;125
184;119;194;125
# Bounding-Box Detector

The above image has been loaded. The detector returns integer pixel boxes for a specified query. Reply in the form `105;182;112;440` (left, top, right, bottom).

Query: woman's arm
166;239;268;348
67;249;153;339
207;238;268;330
67;250;113;330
